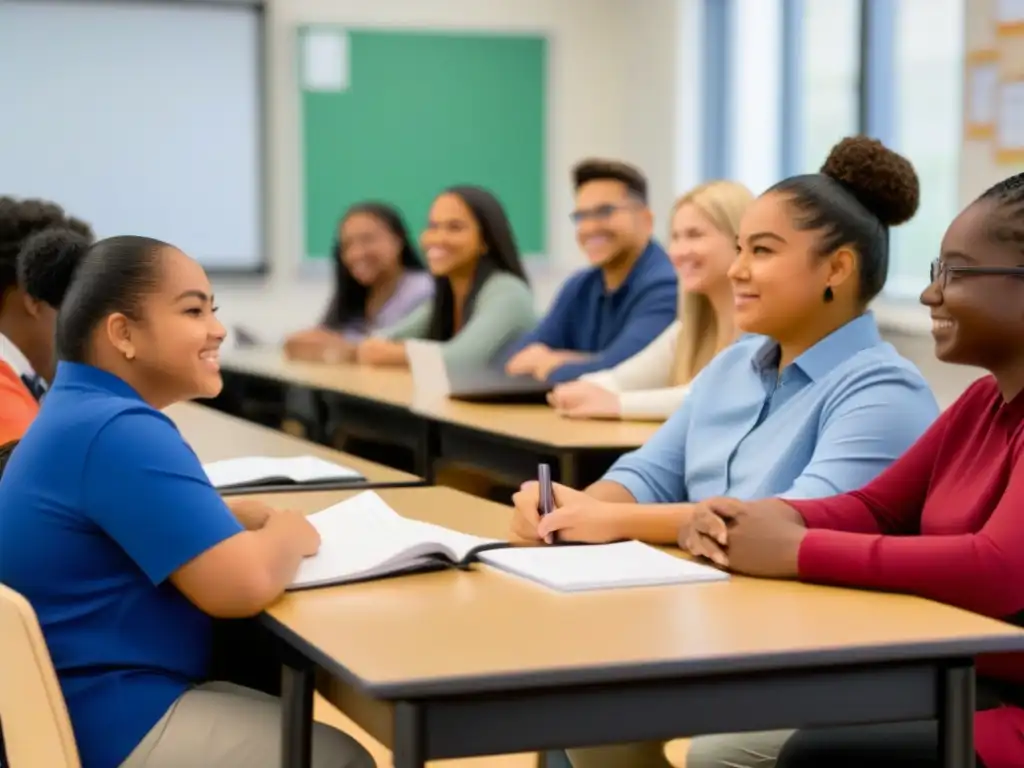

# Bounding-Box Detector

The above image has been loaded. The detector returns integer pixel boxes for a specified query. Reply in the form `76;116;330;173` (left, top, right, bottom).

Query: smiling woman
512;136;944;768
49;233;227;408
729;136;920;364
355;185;536;370
922;175;1024;371
283;202;433;366
679;171;1024;768
0;232;374;768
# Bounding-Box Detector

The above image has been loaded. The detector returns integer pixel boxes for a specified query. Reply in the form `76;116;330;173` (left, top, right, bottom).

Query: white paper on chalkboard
302;29;348;92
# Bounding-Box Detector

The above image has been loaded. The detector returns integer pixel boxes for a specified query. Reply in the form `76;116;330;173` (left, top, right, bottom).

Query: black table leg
557;452;579;488
415;422;437;483
393;701;427;768
311;390;333;444
281;663;314;768
939;662;975;768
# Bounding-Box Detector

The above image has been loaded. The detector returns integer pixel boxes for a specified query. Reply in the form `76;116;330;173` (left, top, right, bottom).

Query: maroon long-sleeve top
788;376;1024;767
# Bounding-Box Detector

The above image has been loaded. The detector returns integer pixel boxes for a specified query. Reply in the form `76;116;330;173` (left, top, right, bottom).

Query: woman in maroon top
682;173;1024;768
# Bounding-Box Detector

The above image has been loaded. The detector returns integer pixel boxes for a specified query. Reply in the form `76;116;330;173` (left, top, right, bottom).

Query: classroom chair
0;583;81;768
664;738;691;766
313;693;541;767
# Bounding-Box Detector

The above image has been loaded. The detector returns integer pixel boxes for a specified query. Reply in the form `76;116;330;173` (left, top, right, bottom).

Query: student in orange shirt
0;198;93;443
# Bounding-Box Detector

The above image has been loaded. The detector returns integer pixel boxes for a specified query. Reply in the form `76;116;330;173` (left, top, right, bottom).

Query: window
784;0;861;175
887;0;965;297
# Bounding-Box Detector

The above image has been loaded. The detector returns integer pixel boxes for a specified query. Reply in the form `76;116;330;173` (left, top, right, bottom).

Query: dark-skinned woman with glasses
682;171;1024;768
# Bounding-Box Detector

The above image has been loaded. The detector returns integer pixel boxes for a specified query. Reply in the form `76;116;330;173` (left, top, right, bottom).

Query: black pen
538;462;558;544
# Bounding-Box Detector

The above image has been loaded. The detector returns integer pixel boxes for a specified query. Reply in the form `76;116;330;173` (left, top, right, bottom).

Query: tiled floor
884;331;985;409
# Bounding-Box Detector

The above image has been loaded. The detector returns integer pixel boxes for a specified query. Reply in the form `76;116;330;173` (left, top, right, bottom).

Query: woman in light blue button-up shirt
513;135;944;768
511;136;939;552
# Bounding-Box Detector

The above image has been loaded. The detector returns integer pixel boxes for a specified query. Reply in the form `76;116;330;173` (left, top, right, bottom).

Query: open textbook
289;491;729;592
203;455;365;492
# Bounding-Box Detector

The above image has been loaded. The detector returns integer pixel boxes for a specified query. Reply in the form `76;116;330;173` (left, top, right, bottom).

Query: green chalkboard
299;28;547;260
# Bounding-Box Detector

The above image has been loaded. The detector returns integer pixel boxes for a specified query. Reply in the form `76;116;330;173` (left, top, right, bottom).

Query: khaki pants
566;730;793;768
120;681;375;768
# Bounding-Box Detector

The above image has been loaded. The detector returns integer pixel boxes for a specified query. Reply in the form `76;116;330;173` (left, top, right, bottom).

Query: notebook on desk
289;491;729;592
203;455;365;492
406;340;551;404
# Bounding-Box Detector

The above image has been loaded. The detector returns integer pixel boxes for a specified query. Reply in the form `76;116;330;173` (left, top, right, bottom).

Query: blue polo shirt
503;239;678;383
603;312;940;503
0;362;243;768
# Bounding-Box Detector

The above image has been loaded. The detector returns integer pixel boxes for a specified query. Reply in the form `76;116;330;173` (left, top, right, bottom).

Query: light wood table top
221;348;414;408
413;395;659;448
166;402;420;485
222;349;658;450
262;486;1024;699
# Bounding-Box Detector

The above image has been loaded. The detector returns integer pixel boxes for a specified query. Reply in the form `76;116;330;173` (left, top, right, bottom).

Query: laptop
406;341;552;404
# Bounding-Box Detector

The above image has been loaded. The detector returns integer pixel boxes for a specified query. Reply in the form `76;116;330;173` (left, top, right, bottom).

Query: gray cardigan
377;272;536;368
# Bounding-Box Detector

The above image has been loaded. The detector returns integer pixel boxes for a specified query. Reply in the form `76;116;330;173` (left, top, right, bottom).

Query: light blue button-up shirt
603;312;939;504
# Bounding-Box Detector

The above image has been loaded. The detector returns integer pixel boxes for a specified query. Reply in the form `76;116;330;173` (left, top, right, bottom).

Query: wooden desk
166;402;423;493
220;350;656;486
413;396;658;486
259;487;1024;768
219;350;433;476
221;348;414;408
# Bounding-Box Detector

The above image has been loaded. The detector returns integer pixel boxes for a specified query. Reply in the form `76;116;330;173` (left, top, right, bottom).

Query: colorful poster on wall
966;50;999;139
995;4;1024;162
965;0;1024;164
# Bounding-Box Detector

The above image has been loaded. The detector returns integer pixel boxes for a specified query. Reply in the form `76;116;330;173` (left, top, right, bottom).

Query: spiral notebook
203;455;365;492
289;491;729;592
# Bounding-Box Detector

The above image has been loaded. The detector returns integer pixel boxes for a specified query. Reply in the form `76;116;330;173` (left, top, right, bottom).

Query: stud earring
124;349;135;361
823;286;834;303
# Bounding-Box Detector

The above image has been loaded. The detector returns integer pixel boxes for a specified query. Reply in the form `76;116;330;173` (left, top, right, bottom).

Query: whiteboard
0;0;264;272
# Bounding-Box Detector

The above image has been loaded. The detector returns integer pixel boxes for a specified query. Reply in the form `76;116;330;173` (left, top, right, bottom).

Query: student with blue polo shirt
0;230;373;768
503;159;678;383
509;136;940;768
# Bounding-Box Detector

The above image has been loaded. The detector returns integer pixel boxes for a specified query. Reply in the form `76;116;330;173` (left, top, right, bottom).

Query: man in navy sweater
504;159;678;383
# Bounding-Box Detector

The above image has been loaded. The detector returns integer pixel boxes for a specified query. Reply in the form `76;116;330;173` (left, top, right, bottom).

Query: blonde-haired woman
547;180;754;421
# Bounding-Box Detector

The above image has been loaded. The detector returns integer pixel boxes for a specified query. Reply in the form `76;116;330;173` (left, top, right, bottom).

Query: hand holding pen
510;465;623;544
508;464;559;544
537;463;558;544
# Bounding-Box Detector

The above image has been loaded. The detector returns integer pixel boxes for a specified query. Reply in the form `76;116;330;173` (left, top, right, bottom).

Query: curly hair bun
820;136;920;227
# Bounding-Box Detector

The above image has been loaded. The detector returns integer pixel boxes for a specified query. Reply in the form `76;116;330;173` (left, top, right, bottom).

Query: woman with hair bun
0;232;374;768
514;135;942;768
682;170;1024;768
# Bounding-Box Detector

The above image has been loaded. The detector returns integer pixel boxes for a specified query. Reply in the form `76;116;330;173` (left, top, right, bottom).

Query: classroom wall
215;0;692;344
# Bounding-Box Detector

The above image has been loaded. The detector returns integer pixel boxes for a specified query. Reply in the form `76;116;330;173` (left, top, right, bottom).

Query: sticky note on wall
302;29;348;92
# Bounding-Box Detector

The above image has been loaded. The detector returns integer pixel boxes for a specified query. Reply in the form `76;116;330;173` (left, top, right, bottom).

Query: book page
478;540;728;593
387;515;500;562
203;455;363;488
289;491;498;588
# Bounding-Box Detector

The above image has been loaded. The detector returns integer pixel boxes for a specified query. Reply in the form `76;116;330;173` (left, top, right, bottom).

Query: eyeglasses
929;258;1024;289
569;202;638;225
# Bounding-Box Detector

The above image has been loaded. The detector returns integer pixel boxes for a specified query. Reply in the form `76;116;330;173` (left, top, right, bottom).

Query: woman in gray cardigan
356;185;536;370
